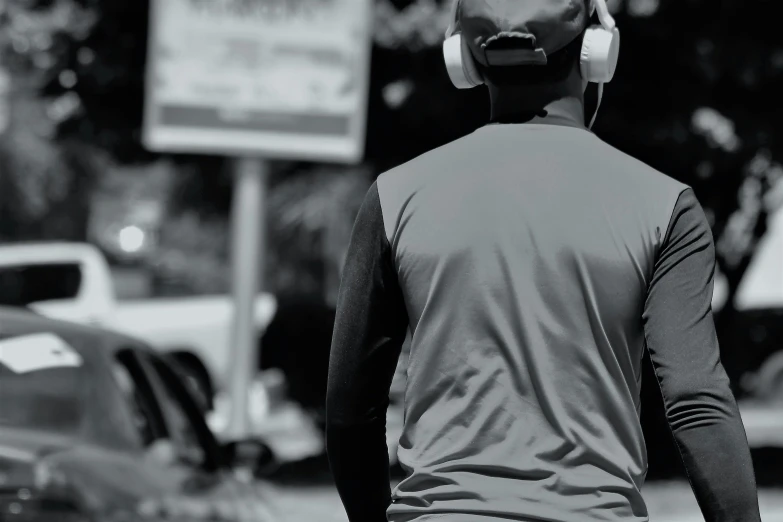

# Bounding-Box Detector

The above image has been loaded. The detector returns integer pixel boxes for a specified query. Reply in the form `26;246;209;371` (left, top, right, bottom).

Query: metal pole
0;66;10;136
225;157;268;440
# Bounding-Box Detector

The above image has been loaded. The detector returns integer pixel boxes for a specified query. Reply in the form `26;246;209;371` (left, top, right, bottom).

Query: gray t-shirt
326;120;759;522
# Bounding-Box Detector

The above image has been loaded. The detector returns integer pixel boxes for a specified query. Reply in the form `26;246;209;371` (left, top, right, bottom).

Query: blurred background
1;0;782;521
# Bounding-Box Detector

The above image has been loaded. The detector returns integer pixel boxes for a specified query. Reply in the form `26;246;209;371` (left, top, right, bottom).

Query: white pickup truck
0;241;277;409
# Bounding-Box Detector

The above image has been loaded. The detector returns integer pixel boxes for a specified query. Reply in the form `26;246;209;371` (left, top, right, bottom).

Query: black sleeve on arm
326;181;409;522
643;188;761;522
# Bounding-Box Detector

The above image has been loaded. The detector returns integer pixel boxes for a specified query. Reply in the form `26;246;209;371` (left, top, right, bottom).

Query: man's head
476;30;587;91
443;0;619;124
455;0;591;89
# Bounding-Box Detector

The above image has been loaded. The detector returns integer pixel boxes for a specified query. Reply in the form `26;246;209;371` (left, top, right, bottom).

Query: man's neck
488;87;586;128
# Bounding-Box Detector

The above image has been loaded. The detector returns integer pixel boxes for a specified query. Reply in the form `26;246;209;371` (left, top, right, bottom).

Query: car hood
0;427;74;486
0;427;76;456
0;428;267;521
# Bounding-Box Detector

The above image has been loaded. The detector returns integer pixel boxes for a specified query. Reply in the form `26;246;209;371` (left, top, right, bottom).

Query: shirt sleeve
642;188;761;522
325;181;409;522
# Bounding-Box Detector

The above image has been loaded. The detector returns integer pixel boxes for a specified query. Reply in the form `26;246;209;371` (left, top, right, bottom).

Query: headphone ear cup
460;35;485;87
443;34;484;89
580;26;620;83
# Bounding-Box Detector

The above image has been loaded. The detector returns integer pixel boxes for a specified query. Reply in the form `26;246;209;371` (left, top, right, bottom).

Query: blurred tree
266;166;373;304
2;0;781;308
1;0;146;162
149;212;232;295
0;63;98;242
0;0;100;242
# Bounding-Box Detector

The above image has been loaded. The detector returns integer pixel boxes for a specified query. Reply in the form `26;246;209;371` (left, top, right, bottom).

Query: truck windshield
0;332;88;434
0;263;82;307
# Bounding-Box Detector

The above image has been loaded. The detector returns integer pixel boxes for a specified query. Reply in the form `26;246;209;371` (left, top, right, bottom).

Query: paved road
249;400;783;520
261;480;783;522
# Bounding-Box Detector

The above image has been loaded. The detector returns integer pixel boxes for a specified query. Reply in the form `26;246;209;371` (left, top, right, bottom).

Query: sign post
0;67;10;135
143;0;373;440
225;157;267;438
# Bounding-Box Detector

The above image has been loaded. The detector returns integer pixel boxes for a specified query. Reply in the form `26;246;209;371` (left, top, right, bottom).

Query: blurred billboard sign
142;0;373;163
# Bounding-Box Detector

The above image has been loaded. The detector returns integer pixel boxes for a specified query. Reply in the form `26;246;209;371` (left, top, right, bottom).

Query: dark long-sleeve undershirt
325;181;409;522
642;189;760;521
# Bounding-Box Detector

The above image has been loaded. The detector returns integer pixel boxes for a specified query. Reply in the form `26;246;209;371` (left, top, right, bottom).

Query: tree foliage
2;0;782;306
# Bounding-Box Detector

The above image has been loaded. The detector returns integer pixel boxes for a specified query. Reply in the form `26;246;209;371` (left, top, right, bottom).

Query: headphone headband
445;0;461;39
592;0;616;31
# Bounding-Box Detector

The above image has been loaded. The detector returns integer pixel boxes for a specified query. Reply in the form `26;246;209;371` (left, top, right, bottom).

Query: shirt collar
486;110;587;131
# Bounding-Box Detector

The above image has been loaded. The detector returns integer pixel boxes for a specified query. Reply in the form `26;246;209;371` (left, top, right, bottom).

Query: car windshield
0;263;83;307
0;332;89;434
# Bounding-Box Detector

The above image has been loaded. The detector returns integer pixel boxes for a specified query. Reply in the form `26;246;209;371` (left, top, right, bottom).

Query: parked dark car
0;306;278;522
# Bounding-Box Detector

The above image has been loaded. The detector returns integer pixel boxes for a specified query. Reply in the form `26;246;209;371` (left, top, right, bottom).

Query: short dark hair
477;31;585;87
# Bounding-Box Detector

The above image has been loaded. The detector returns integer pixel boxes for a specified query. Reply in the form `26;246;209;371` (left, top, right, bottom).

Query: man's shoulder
376;133;472;204
374;135;474;240
378;134;471;184
590;138;693;233
593;137;689;195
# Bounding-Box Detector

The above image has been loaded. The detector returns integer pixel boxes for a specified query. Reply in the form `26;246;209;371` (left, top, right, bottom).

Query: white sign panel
142;0;373;163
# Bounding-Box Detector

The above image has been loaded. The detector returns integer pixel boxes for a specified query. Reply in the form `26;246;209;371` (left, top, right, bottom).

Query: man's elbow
325;390;349;428
326;392;389;429
663;383;739;433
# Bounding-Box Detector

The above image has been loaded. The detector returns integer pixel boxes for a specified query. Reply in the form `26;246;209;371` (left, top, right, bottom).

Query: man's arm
642;188;761;521
326;181;409;522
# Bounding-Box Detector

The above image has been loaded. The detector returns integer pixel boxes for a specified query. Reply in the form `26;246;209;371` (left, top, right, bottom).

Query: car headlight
16;462;93;522
1;487;92;522
33;461;70;491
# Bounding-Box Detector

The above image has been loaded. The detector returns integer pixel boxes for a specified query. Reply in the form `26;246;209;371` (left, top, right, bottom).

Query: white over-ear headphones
443;0;620;90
